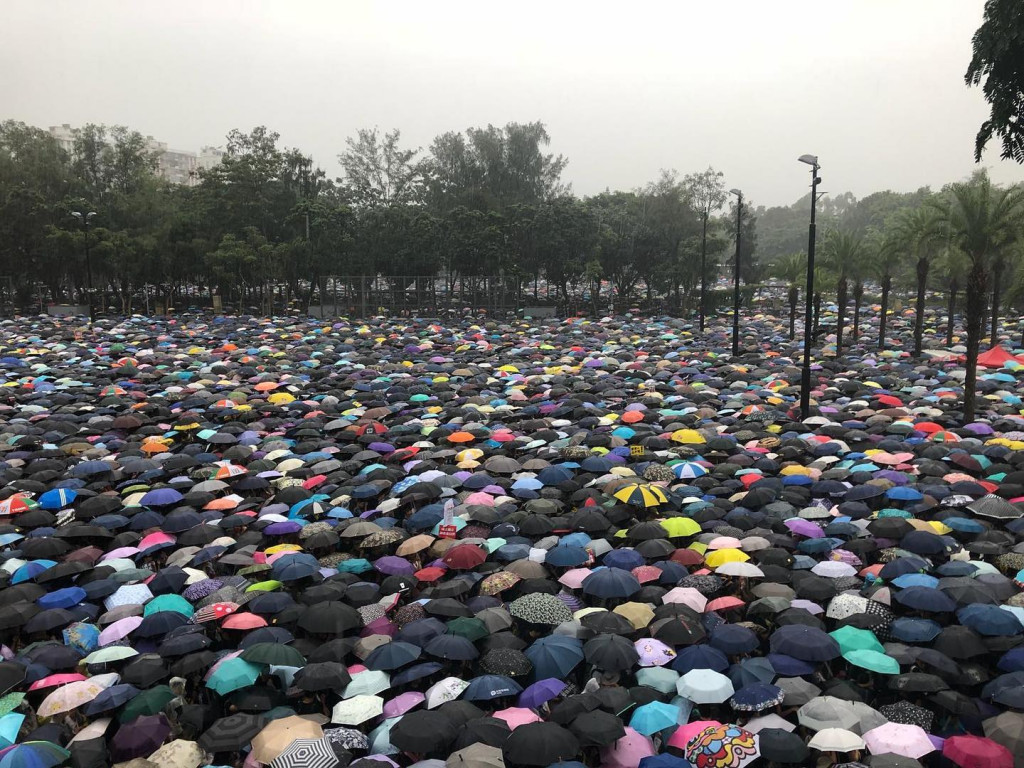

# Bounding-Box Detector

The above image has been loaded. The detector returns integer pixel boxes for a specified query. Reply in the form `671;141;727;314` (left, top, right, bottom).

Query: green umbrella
143;594;195;618
84;646;138;665
844;649;900;674
206;658;262;695
0;692;25;718
446;617;489;642
118;684;175;723
240;643;306;667
830;626;884;654
246;580;284;593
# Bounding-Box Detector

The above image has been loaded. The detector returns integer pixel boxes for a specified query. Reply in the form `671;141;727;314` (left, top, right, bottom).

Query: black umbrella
502;722;580;766
199;713;267;753
757;727;810;764
294;662;352;692
568;710;626;747
0;662;25;695
452;717;512;750
389;710;458;754
583;634;639;672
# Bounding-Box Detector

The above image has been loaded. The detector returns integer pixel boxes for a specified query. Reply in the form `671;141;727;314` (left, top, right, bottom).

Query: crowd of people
0;307;1023;768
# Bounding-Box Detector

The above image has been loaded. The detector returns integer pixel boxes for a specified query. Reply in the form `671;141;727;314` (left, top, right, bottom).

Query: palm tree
867;239;901;350
820;230;863;355
773;252;806;340
931;173;1024;420
886;205;945;355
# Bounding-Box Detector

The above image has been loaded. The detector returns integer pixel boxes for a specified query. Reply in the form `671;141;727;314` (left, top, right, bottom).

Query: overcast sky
3;0;1021;208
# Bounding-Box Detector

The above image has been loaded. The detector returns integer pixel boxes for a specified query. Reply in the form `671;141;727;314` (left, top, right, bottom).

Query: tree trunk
788;285;798;340
991;259;1004;346
835;277;848;355
699;213;708;331
914;257;929;356
947;278;958;348
852;281;864;341
964;262;989;422
878;275;892;350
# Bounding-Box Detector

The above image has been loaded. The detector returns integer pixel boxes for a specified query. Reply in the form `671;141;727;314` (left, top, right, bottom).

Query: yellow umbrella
614;602;655;629
671;429;706;445
264;544;302;555
659;518;701;538
268;392;295;404
704;548;750;568
250;716;323;763
613;483;669;508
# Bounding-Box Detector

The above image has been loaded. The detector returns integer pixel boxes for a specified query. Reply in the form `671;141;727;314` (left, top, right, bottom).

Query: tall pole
699;213;708;331
799;159;820;420
731;191;742;356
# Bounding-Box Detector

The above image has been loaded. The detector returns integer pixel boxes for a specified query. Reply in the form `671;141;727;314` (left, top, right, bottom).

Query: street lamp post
71;210;96;327
797;155;821;420
729;189;743;356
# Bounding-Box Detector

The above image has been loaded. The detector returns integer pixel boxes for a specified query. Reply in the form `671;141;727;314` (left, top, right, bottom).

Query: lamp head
798;154;819;167
729;188;742;197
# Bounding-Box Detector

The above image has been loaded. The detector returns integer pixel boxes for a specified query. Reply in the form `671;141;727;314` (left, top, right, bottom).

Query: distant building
47;124;223;186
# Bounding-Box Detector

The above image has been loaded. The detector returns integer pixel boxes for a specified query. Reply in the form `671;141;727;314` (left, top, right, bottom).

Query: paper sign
630;445;645;457
438;524;458;540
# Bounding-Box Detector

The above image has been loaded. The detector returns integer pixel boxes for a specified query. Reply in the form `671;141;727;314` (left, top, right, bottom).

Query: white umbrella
715;562;765;578
426;676;469;709
798;697;860;732
661;587;708;612
331;695;384;726
676;669;735;704
807;728;866;753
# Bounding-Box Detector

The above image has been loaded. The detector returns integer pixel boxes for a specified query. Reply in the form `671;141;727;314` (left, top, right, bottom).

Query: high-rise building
47;124;223;186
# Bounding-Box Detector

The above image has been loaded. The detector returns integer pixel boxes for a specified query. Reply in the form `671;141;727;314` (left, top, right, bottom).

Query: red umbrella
442;544;486;570
943;735;1013;768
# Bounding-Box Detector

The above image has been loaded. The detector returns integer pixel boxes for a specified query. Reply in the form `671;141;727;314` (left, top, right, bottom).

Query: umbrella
684;724;759;768
677;670;735;704
110;714;171;761
199;713;267;753
270;738;339;768
390;711;458;754
502;722;579;766
447;744;505;768
251;716;325;764
862;723;936;759
757;728;809;764
807;728;866;753
0;742;70;768
943;735;1013;768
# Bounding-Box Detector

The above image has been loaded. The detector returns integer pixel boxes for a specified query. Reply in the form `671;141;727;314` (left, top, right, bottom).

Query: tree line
0;119;757;315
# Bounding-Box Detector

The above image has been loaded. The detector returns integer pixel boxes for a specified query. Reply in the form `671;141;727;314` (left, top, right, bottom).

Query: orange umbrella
447;431;475;443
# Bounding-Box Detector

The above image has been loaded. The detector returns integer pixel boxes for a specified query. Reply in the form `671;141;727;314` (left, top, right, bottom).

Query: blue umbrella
270;553;320;581
83;684;141;716
364;641;421;672
889;618;942;643
729;682;785;712
887;486;924;501
582;568;641;598
879;557;931;580
769;625;840;662
958;604;1024;636
524;636;584;681
37;489;77;511
630;701;680;735
891;573;940;589
37;587;86;610
462;674;522;701
709;625;759;655
671;645;729;674
12;561;55;585
139;488;183;507
70;460;114;477
546;546;590;567
602;549;645;571
767;653;816;676
424;634;478;661
727;657;776;688
893;586;957;613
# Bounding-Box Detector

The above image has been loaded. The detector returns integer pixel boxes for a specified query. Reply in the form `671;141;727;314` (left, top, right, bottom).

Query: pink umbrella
463;492;494;506
382;692;424;718
600;727;656;768
558;569;592;590
138;532;176;551
943;735;1013;768
863;723;936;759
492;707;542;729
662;587;707;613
633;639;676;667
101;547;139;561
667;720;722;750
28;673;87;691
98;616;143;646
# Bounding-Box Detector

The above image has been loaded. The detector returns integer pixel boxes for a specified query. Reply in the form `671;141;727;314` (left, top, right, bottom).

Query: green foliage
966;0;1024;162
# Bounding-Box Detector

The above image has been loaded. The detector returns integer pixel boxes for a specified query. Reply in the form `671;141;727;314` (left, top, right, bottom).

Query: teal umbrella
206;657;261;695
630;701;681;735
143;594;194;617
0;713;24;748
844;649;900;674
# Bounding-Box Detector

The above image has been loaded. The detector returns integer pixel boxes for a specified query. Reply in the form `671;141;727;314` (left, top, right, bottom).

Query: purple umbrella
110;713;171;761
264;521;303;536
374;556;415;576
784;519;824;538
519;678;567;708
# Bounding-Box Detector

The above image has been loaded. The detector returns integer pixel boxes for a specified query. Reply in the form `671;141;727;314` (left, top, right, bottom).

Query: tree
684;167;727;330
931;172;1024;420
966;0;1024;162
885;205;946;355
340;128;423;209
773;252;806;340
820;229;863;355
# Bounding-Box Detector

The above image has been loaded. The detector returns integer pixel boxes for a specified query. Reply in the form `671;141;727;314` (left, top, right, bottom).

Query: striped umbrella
613;484;669;508
269;737;338;768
